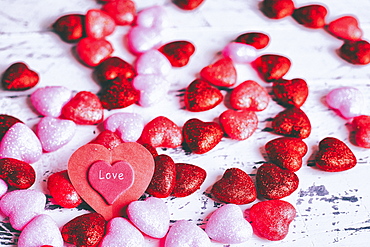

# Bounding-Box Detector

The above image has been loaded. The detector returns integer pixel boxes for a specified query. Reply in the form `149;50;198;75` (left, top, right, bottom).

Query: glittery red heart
90;130;123;150
272;107;311;139
75;37;114;67
2;62;39;91
352;115;370;148
339;40;370;65
172;0;204;10
252;55;291;82
200;58;237;87
219;109;258;141
158;41;195;67
172;163;206;197
235;32;270;49
0;114;22;141
326;16;363;41
52;14;86;43
261;0;295;19
101;0;136;26
0;158;35;189
292;4;328;29
85;9;116;39
94;57;136;83
272;78;308;107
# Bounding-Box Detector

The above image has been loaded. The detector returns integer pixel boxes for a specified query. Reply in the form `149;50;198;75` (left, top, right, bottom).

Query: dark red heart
352;115;370;148
261;0;295;19
101;0;136;26
0;158;35;189
52;14;86;43
339;40;370;65
272;107;311;139
158;41;195;67
252;55;291;82
219;109;258;141
200;58;237;87
141;143;159;157
2;62;39;91
171;163;206;197
272;78;308;107
90;130;123;150
326;16;363;41
235;32;270;49
172;0;204;10
292;4;328;29
0;114;22;141
94;57;136;83
75;37;114;67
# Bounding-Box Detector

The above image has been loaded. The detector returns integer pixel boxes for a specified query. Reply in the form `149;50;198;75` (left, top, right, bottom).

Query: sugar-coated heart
90;130;123;150
18;214;63;247
0;189;46;230
146;154;176;198
211;168;256;204
292;4;328;29
248;199;296;241
253;54;291;82
219;109;258;140
52;14;85;43
339;40;370;65
0;122;42;163
127;197;170;238
37;117;76;152
326;86;363;119
2;62;39;91
200;58;237;87
135;49;172;76
272;78;308;107
95;56;136;83
0;114;22;141
229;80;270;111
184;79;223;112
165;220;211;247
326;16;363;41
136;5;169;29
61;91;104;125
104;112;144;142
127;26;163;54
172;0;205;10
183;118;223;154
133;74;171;107
30;86;73;117
272;107;311;139
86;9;116;39
76;37;114;67
222;42;258;64
352;115;370;148
205;204;252;244
47;170;83;208
0;179;7;198
61;213;106;247
235;32;270;49
68;143;155;220
315;137;357;172
102;0;136;26
100;217;145;246
139;116;182;148
158;41;195;67
265;137;308;172
261;0;295;19
172;163;206;197
0;157;36;189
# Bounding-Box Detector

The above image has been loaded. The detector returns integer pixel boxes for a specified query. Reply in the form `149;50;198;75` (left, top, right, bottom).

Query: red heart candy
158;41;195;67
0;114;22;141
61;91;104;125
229;80;270;111
315;137;357;172
2;62;39;91
102;0;136;26
248;200;296;241
184;79;223;112
272;107;311;139
0;158;35;189
146;154;176;198
235;32;270;49
172;0;204;10
339;40;370;65
47;170;83;208
272;78;308;107
265;137;308;172
139;116;183;148
200;58;237;87
326;16;363;41
75;37;114;67
256;163;299;199
292;4;328;29
85;9;116;39
352;115;370;148
261;0;295;19
90;130;123;150
219;109;258;140
61;213;106;247
183;118;223;154
252;55;291;82
172;163;207;197
211;168;256;204
52;14;86;43
94;57;136;83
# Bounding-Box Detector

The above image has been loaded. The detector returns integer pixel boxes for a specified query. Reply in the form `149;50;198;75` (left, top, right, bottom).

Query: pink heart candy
127;26;163;54
36;117;76;152
133;74;171;107
0;179;7;198
136;49;172;76
326;87;364;119
127;197;170;238
17;214;63;247
0;189;46;230
165;220;211;247
222;42;258;63
136;5;169;29
0;123;42;163
100;217;145;246
30;86;73;117
104;112;144;142
205;204;252;244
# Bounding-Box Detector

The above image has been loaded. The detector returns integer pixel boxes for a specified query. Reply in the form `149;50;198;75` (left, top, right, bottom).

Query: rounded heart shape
127;26;163;54
222;42;258;63
76;37;114;67
135;49;172;76
104;112;144;142
136;5;169;29
326;86;364;119
229;80;269;111
165;220;211;247
219;109;258;140
200;58;237;87
326;16;363;41
133;74;171;107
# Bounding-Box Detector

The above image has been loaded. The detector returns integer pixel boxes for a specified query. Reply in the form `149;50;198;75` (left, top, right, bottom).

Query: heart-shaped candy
222;42;258;63
326;86;364;119
200;58;237;87
104;112;144;142
165;220;211;247
272;78;308;107
135;49;172;76
292;4;328;29
352;115;370;148
253;54;291;82
102;0;136;26
0;114;22;141
17;214;63;247
0;179;7;198
85;9;116;39
235;32;270;49
95;57;136;83
76;37;114;67
133;74;171;107
272;107;311;139
171;163;207;197
326;16;363;41
205;204;252;244
68;143;155;220
52;14;85;43
127;26;163;54
158;41;195;67
136;5;169;29
338;40;370;65
219;109;258;140
127;197;170;238
0;189;46;230
0;157;36;189
172;0;205;10
2;62;39;91
90;130;123;150
261;0;295;19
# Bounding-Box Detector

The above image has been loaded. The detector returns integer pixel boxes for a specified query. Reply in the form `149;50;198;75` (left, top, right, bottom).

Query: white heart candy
326;86;364;119
136;5;169;29
136;49;172;76
127;26;163;54
104;112;144;142
165;220;211;247
133;74;171;107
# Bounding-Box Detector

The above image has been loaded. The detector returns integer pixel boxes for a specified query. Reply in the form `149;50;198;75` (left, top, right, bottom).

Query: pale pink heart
136;49;172;76
165;220;211;247
30;86;72;117
104;112;144;142
222;42;258;63
17;214;63;247
127;197;170;238
0;179;7;198
88;160;135;205
133;74;171;107
0;189;46;230
205;204;252;244
326;86;364;119
36;117;76;152
0;123;42;163
99;217;145;247
136;5;169;29
127;26;163;54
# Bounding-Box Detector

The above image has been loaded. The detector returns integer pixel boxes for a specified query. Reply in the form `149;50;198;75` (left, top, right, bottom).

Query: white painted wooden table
1;0;370;246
